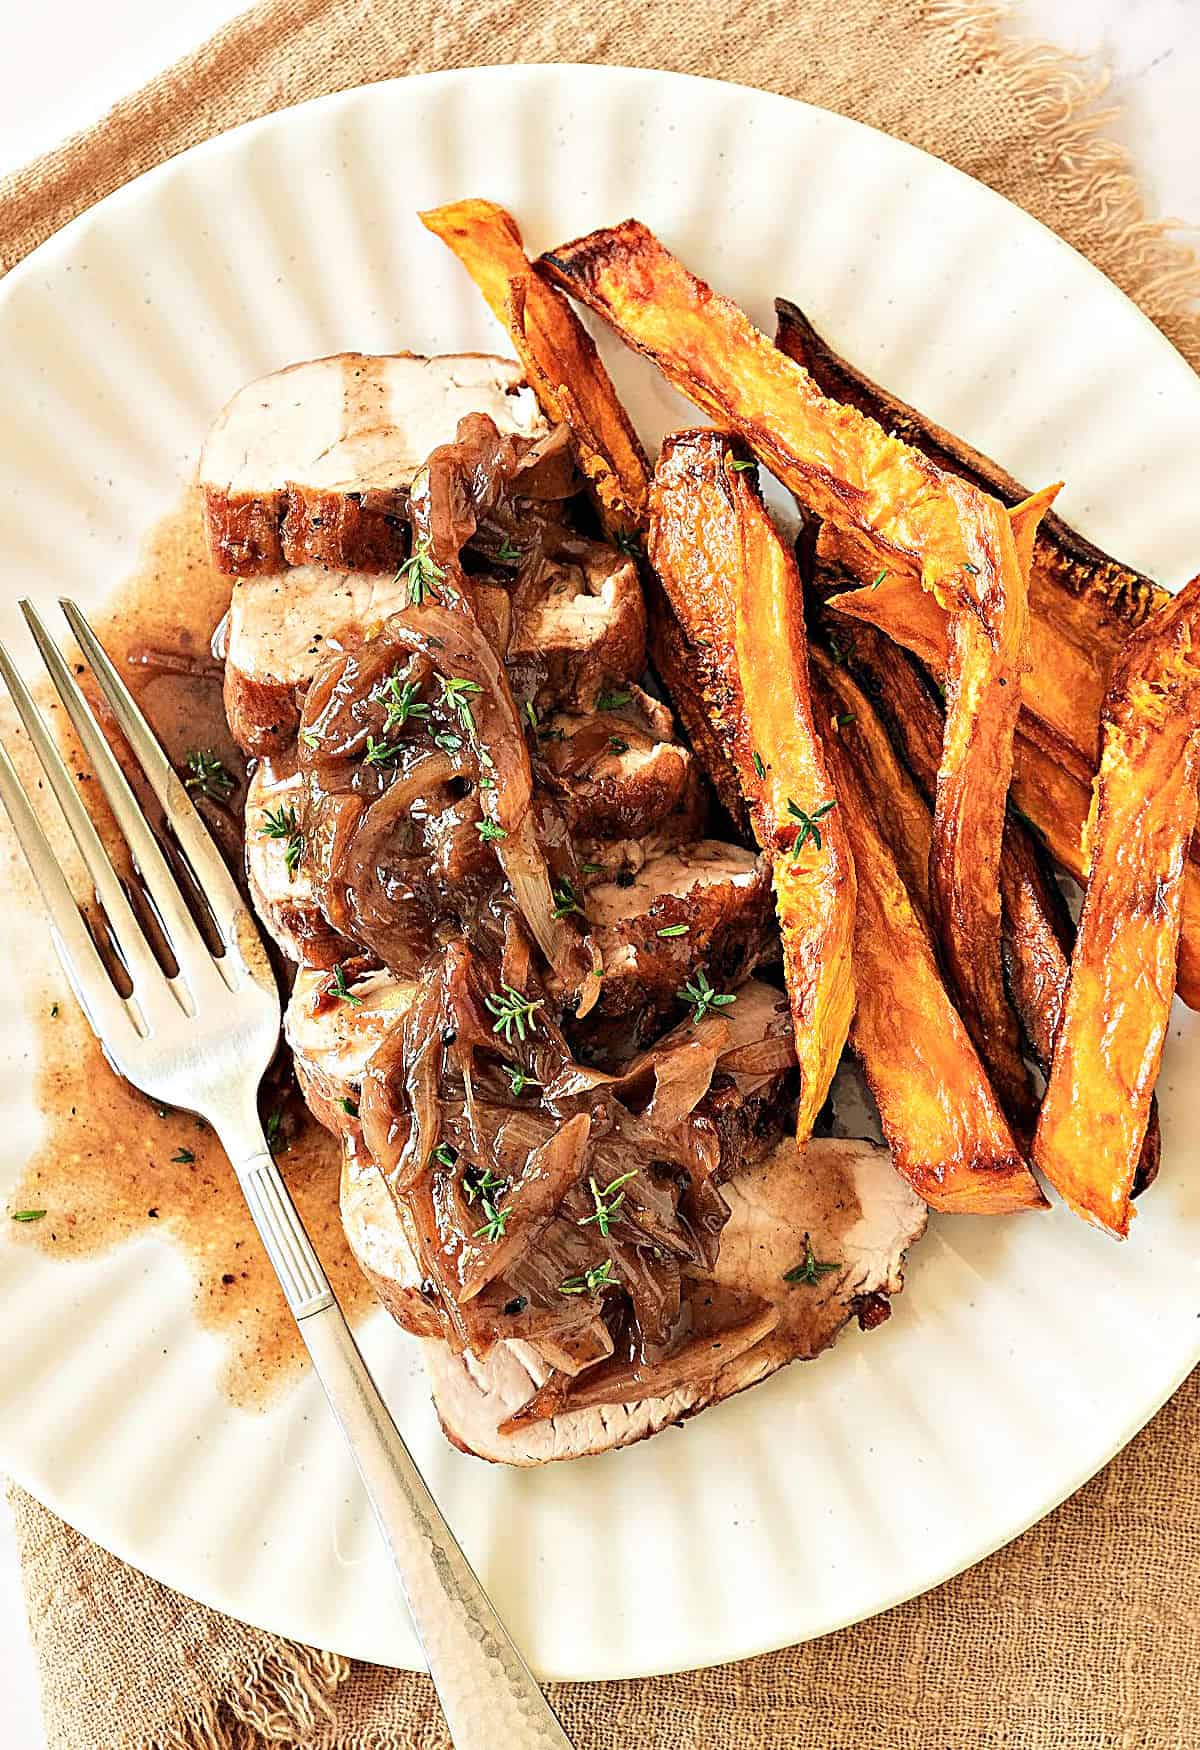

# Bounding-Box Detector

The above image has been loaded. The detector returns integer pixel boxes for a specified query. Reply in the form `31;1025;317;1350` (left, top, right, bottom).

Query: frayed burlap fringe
0;0;1197;378
3;1;1198;1747
928;1;1200;366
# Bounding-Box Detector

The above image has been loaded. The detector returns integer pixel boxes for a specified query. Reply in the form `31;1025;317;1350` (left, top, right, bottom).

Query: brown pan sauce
5;489;372;1407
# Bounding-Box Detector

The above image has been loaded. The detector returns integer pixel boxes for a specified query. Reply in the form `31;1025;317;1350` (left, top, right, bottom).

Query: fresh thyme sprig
329;963;362;1007
578;1171;637;1237
677;967;737;1023
485;984;543;1044
787;797;837;855
379;673;429;733
364;734;402;767
474;1191;511;1243
183;749;235;801
396;538;446;605
503;1064;540;1098
259;803;303;878
783;1234;840;1287
560;1257;618;1296
552;878;585;920
462;1164;506;1204
439;674;483;733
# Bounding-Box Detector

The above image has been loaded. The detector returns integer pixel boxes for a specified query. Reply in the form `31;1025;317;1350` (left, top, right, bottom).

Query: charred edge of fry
774;295;1165;629
644;572;751;839
647;427;854;1140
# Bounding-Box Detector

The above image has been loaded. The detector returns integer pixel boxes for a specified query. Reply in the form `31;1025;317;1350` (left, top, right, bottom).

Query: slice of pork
202;353;546;574
425;1136;927;1464
587;840;776;1029
222;563;410;755
335;975;797;1338
222;550;644;760
339;1138;443;1337
507;549;646;714
285;964;416;1138
245;758;348;968
537;684;698;839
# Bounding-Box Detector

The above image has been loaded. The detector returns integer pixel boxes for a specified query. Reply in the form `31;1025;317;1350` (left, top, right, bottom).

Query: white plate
1;65;1199;1682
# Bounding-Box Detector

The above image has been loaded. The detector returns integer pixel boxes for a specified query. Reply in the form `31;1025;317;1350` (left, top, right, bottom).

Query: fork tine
58;598;245;946
0;738;141;1043
0;638;181;1017
20;599;224;998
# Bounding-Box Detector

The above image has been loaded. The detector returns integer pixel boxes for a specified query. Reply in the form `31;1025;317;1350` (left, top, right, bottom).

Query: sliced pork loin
427;1136;925;1464
222;548;645;759
285;964;416;1138
337;975;800;1351
507;548;646;714
221;564;412;756
536;684;698;839
588;840;775;1029
245;758;348;968
202;353;546;575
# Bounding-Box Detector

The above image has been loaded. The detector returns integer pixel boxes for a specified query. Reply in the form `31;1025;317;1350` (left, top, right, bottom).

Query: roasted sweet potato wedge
812;659;1043;1213
815;604;1162;1196
777;295;1200;1011
419;199;649;537
648;430;855;1139
776;294;1169;764
540;219;1034;1132
1032;575;1200;1235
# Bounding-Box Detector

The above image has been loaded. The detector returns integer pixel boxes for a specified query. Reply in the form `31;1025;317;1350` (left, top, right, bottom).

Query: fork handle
232;1146;574;1750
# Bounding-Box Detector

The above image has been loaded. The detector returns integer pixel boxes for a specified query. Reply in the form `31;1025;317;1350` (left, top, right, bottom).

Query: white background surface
0;4;1196;1745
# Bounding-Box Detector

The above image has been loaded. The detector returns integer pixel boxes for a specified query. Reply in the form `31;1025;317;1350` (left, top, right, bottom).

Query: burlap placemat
3;3;1198;1747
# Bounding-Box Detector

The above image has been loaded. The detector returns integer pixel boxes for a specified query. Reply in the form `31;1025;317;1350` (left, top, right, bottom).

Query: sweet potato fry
776;295;1169;759
1032;575;1200;1235
777;295;1200;1010
811;659;1043;1212
648;430;855;1139
540;219;1033;1131
419;199;649;536
813;655;932;917
818;608;1164;1196
819;511;1057;1130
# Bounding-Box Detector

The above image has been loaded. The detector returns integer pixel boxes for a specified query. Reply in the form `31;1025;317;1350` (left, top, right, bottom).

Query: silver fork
0;598;574;1750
